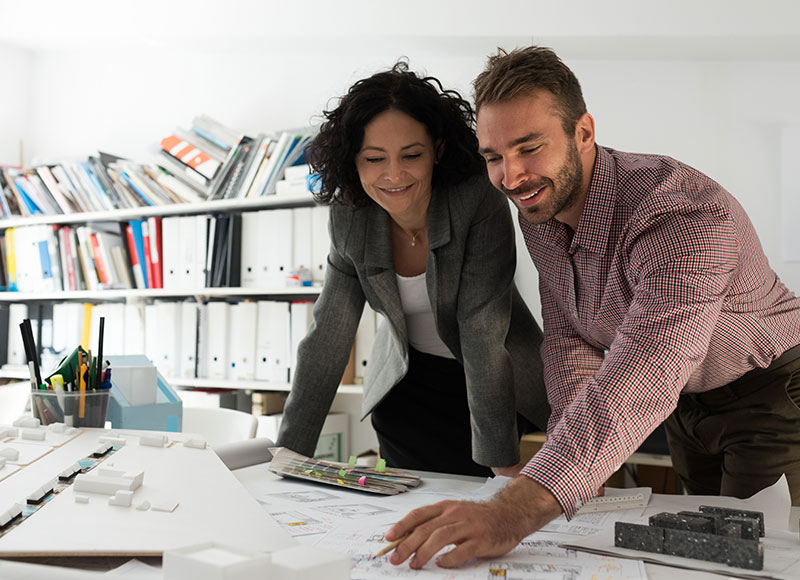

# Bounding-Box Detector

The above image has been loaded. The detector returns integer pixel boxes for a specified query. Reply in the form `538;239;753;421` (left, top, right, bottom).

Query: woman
276;62;549;477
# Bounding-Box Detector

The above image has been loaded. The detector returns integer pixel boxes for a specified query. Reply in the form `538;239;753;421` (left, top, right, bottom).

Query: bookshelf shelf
172;377;362;394
0;192;315;229
0;368;361;395
0;286;321;302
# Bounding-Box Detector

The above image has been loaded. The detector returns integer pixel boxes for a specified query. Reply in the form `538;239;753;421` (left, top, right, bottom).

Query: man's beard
504;142;583;225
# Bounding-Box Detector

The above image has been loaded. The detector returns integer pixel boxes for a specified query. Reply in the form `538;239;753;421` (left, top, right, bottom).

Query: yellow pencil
374;534;408;558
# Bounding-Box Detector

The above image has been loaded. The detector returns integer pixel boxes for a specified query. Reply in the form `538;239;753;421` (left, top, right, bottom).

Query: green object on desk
46;346;89;389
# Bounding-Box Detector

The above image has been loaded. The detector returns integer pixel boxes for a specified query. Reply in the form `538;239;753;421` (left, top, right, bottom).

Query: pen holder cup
31;390;111;428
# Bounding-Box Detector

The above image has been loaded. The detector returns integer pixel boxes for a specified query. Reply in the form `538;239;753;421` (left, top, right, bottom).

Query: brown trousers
664;344;800;505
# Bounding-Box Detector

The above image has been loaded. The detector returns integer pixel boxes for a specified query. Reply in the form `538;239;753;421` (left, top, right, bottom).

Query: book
160;133;222;182
268;448;421;495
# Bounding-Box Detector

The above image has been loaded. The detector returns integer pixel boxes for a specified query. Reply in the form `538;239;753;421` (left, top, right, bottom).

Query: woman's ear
436;139;445;163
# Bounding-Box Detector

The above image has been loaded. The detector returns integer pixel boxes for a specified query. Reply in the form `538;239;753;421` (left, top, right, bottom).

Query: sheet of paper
541;487;653;536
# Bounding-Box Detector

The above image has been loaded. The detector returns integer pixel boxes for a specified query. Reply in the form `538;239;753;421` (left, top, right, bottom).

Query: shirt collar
528;145;616;255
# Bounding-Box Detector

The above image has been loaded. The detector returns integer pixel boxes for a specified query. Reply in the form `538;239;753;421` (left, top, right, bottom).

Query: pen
374;534;408;558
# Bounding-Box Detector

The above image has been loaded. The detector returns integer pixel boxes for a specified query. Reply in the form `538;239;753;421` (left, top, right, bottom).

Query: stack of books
157;115;314;201
268;448;421;495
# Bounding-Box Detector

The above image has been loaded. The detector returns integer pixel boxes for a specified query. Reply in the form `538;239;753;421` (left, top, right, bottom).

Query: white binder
292;207;313;273
239;211;262;288
89;303;125;357
160;216;181;290
260;209;293;288
51;302;83;358
179;301;199;378
123;302;145;355
255;300;291;383
154;301;181;378
143;303;160;367
229;302;257;380
7;303;29;365
205;301;230;380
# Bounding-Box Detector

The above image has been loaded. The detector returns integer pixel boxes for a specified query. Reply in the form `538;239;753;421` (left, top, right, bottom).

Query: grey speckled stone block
663;528;763;570
615;522;664;553
699;505;765;537
650;512;714;533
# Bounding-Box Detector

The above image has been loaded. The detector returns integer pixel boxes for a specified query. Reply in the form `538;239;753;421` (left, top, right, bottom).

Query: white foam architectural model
108;490;134;507
21;429;45;441
12;417;39;429
151;500;179;513
73;468;144;495
0;449;19;461
98;436;127;446
0;503;22;528
184;438;207;449
0;427;18;438
163;542;274;580
140;434;167;447
74;495;89;504
135;500;151;511
162;542;350;580
26;480;55;504
91;442;112;457
58;463;82;480
48;423;67;433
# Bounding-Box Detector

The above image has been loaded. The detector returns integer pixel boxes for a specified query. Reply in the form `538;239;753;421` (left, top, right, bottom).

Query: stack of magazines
268;448;421;495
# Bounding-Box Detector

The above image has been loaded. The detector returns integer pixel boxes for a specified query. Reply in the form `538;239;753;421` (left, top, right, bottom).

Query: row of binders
0;205;330;293
0;116;315;218
4;301;381;385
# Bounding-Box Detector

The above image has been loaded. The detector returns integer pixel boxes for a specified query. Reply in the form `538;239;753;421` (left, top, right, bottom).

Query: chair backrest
181;406;259;448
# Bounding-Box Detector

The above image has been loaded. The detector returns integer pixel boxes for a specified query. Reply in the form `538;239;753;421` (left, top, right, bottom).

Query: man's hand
384;476;563;569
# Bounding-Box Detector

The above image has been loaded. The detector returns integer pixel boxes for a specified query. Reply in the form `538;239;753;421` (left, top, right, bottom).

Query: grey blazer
277;173;550;467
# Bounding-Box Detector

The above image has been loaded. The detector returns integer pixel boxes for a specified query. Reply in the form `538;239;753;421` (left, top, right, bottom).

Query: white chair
181;406;259;449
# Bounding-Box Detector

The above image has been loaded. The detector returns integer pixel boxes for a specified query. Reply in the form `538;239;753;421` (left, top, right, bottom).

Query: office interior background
1;0;799;459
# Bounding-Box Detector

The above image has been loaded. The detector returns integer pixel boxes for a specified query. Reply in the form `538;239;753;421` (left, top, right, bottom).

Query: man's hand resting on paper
384;475;563;569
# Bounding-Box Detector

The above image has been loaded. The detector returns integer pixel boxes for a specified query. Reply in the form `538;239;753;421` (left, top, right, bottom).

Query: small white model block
59;463;82;479
65;427;79;435
48;422;67;433
0;503;22;527
0;427;18;438
109;490;134;507
140;434;167;447
0;448;20;461
135;500;151;511
74;494;89;504
27;480;55;504
98;436;126;446
92;441;113;456
13;417;39;428
21;429;46;441
163;542;273;580
271;545;351;579
73;469;144;495
184;438;207;449
151;500;179;513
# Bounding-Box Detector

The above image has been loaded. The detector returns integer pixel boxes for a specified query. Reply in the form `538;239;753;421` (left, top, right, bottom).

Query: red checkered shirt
519;146;800;517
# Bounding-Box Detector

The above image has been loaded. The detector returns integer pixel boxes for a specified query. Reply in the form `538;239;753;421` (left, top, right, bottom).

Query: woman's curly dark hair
307;61;485;207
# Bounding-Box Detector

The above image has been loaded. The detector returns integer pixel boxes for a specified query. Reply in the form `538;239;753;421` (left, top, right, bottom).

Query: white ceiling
1;0;799;60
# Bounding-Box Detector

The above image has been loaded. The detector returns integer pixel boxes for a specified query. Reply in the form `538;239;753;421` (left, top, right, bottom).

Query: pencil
374;534;408;558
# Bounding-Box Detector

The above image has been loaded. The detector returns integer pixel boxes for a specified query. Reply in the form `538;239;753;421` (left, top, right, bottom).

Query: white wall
0;42;31;165
3;0;800;309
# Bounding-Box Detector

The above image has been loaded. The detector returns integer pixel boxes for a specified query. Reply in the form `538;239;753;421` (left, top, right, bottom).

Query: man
385;46;800;570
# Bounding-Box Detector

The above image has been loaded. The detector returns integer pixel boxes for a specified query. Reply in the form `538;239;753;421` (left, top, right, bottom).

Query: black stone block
615;522;664;553
663;528;763;570
677;510;725;533
650;512;714;533
724;516;759;540
699;505;765;537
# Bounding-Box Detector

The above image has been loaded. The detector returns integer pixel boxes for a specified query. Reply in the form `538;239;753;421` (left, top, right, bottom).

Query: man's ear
574;113;595;154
